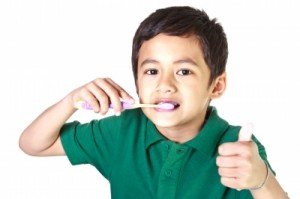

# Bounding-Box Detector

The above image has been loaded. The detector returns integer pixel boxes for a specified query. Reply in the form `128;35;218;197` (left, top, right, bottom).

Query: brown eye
177;69;191;76
146;69;158;75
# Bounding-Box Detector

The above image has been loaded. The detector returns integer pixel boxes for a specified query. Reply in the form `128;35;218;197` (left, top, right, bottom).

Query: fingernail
115;111;121;116
218;146;223;154
126;98;135;104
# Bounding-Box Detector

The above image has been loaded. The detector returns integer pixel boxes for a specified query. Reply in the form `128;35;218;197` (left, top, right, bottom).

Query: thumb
238;123;254;142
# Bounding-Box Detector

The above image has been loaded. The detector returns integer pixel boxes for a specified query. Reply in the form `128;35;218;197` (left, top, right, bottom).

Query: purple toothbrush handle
109;101;133;109
81;101;93;110
82;101;132;110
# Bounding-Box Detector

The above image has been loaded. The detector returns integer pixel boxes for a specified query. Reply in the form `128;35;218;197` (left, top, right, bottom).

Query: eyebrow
140;59;159;67
140;58;199;68
174;58;199;67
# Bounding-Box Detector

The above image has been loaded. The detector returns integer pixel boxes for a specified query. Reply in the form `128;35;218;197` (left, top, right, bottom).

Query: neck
156;110;208;144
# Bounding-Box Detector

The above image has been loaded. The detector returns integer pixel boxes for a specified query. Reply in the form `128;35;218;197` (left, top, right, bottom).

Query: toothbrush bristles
157;103;175;110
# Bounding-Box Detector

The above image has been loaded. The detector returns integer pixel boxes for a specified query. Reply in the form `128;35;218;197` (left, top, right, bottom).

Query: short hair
131;6;228;85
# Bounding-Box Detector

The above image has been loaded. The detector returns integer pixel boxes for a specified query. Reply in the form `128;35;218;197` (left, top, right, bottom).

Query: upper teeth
158;102;178;106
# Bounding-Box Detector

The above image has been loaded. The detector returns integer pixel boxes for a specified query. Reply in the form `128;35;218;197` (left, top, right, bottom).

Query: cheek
182;86;209;103
137;80;152;98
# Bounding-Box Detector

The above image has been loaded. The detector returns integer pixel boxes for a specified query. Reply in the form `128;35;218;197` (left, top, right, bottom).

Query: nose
156;73;176;94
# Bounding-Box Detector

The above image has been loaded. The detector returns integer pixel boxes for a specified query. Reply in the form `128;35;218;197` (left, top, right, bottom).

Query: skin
136;33;224;143
19;33;288;199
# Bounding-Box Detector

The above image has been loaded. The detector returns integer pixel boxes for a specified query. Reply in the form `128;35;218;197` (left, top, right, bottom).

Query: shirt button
177;148;185;154
165;144;170;150
165;169;172;177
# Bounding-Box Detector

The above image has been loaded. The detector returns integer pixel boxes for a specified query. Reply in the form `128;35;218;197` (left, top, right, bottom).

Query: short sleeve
60;116;122;179
252;135;276;175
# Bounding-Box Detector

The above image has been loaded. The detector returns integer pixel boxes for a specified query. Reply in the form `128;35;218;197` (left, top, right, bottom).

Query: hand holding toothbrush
69;78;135;116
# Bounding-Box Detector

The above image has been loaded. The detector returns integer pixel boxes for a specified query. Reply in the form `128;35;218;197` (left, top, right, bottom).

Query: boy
20;6;288;198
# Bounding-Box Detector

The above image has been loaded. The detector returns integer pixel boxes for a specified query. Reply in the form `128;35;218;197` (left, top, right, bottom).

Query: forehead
138;34;204;65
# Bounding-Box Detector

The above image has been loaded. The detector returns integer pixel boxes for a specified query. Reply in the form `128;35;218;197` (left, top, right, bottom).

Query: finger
94;78;122;114
86;82;109;115
218;167;241;178
239;123;253;142
220;177;242;189
105;78;135;103
79;88;100;113
216;156;241;168
218;142;248;156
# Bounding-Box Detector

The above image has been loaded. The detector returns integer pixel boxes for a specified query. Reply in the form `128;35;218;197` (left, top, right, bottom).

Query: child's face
136;34;223;131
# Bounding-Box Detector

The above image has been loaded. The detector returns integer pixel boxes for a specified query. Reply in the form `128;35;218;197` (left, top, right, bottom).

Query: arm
19;78;134;156
19;96;76;156
250;171;289;199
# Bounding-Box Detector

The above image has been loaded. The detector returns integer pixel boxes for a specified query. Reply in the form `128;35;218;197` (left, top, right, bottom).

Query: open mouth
156;101;180;111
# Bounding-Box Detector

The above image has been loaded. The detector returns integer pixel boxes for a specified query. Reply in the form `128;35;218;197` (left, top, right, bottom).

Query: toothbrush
75;100;175;110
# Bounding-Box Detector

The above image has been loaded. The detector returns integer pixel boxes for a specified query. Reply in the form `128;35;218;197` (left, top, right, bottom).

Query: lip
153;98;180;112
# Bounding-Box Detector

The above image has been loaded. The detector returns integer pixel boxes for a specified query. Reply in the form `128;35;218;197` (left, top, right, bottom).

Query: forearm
251;172;288;199
19;96;76;155
20;78;134;156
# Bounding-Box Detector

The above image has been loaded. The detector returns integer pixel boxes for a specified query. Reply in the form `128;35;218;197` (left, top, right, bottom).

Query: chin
151;118;179;128
142;109;182;128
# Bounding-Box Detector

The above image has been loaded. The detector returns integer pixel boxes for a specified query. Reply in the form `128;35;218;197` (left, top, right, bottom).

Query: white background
1;0;299;198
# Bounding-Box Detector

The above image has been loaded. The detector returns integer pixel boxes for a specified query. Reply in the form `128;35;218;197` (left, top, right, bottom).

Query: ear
135;81;139;95
210;72;227;99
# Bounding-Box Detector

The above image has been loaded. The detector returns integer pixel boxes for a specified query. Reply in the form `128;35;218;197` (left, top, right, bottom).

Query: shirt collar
185;106;229;157
144;106;229;155
144;119;166;150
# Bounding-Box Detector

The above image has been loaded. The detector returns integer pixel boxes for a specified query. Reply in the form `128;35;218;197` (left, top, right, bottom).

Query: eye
145;69;158;75
177;69;192;76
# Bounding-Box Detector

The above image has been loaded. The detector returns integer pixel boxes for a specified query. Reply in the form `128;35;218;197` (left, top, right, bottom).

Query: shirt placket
157;143;189;199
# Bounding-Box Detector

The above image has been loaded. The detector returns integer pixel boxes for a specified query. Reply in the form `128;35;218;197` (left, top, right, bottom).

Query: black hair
131;6;228;85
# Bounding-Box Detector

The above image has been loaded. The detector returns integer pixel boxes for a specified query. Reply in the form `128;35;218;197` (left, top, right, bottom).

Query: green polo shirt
60;107;272;199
